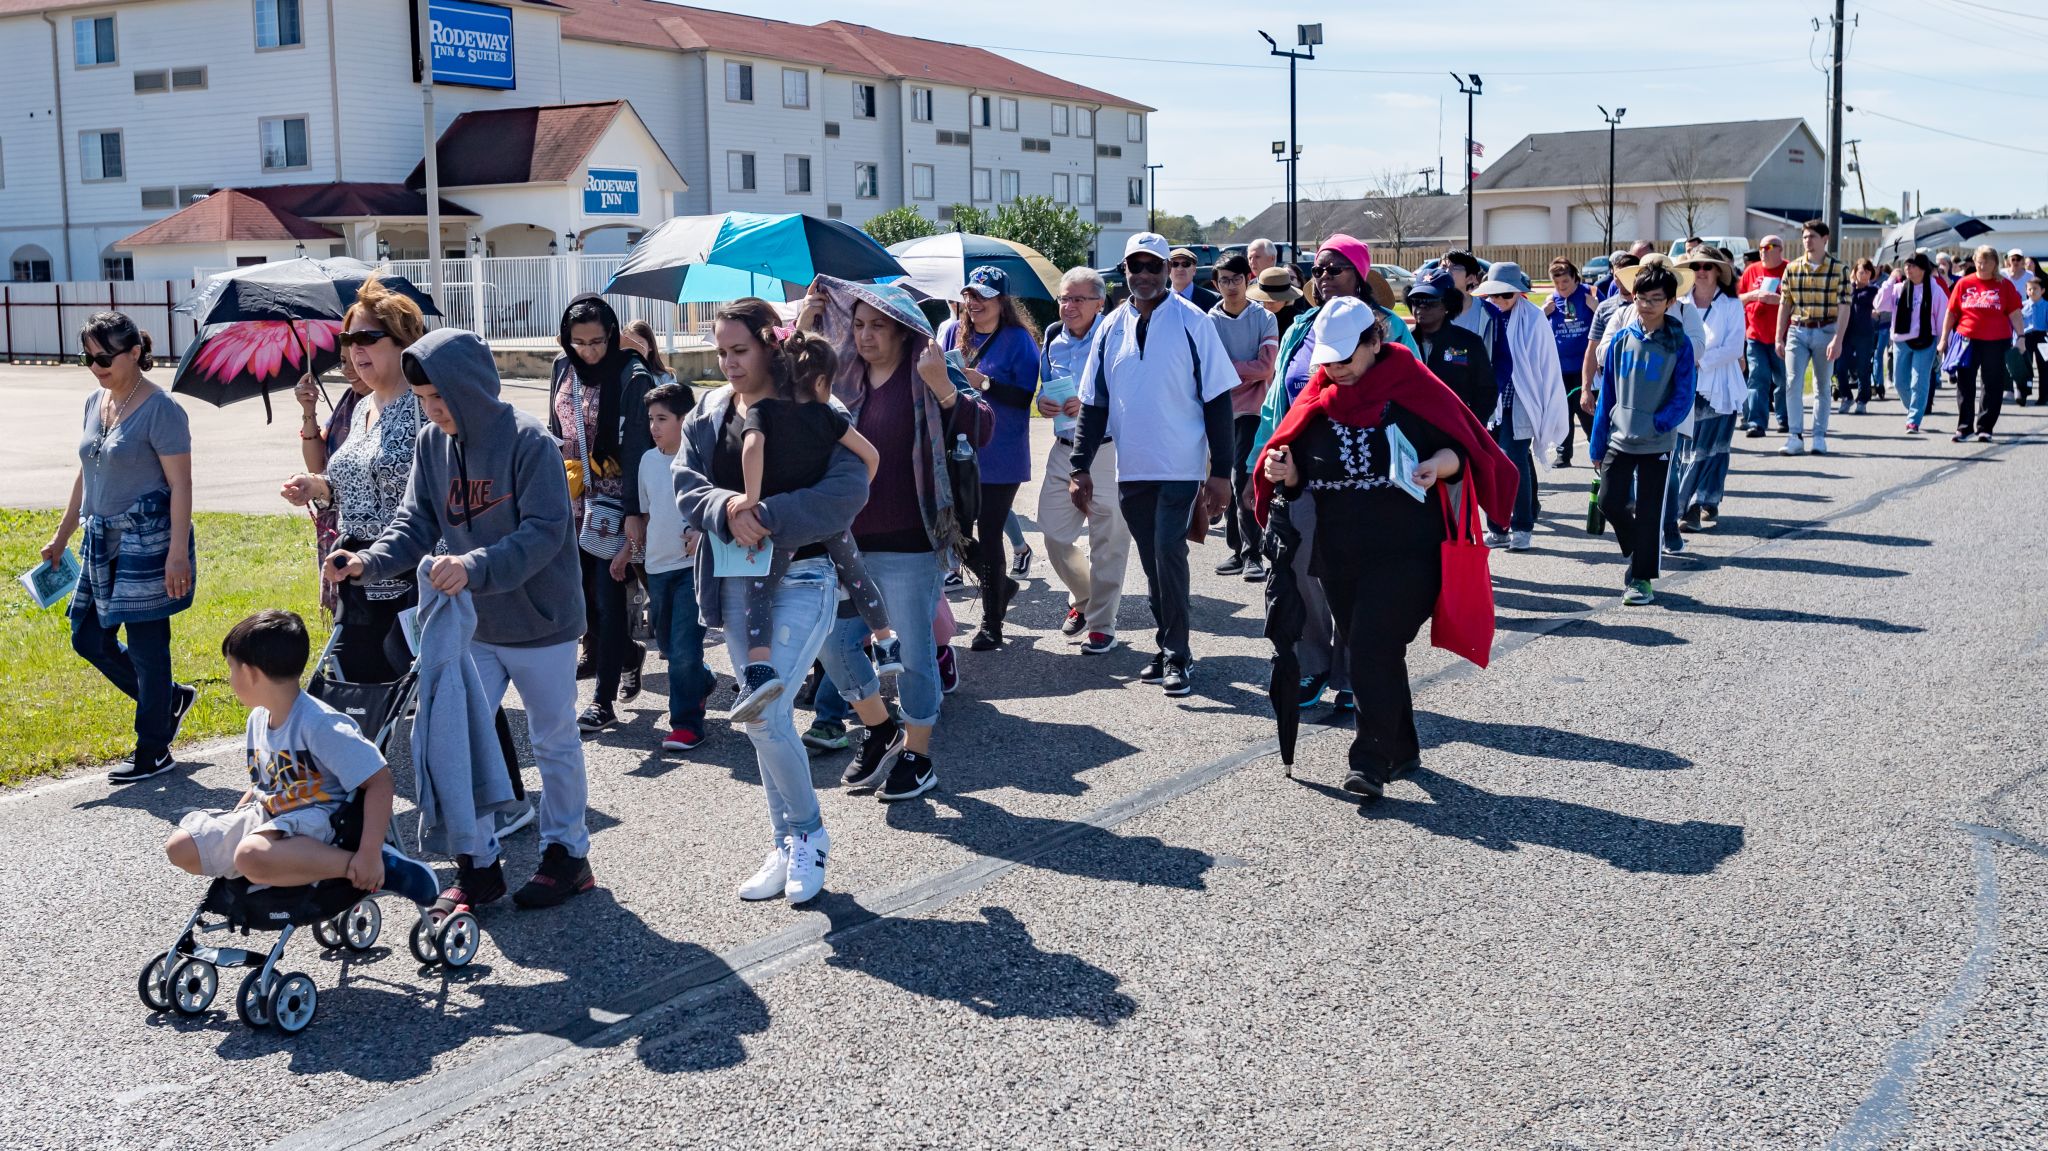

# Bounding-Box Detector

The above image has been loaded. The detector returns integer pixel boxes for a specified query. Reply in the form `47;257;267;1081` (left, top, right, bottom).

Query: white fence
1;279;204;363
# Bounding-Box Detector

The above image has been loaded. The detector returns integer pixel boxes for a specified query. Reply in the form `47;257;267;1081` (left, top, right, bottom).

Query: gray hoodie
407;556;520;858
356;328;585;649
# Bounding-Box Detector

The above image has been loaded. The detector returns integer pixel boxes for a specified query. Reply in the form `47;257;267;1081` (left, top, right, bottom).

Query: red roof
551;0;1145;110
405;101;626;189
118;190;340;248
234;183;479;219
0;0;564;13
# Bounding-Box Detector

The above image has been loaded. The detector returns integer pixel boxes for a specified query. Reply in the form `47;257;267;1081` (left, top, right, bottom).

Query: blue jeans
646;566;713;732
1785;323;1836;441
1744;338;1786;428
818;549;945;727
720;557;836;847
1895;341;1938;424
1488;424;1537;533
70;603;175;757
469;639;588;860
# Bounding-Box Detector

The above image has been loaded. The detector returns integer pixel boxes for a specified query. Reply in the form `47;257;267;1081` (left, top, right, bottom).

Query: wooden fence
1;280;202;364
1370;237;1882;273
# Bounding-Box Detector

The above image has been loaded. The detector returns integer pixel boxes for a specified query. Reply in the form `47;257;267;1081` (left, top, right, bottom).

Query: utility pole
1146;163;1163;233
1262;25;1321;261
1845;138;1869;216
1599;105;1626;252
1825;0;1846;255
1453;73;1483;246
414;0;441;303
1417;167;1434;196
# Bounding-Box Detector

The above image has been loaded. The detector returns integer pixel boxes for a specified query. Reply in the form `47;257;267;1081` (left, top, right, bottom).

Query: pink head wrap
1316;234;1373;280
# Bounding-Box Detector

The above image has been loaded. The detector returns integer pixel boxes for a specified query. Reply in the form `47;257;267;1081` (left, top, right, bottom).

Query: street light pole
1452;73;1482;247
1598;105;1626;252
1146;163;1163;233
1262;25;1321;262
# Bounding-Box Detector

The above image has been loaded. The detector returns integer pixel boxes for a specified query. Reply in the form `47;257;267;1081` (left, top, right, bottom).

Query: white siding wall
561;38;697;212
822;73;892;224
0;14;68;275
704;51;827;215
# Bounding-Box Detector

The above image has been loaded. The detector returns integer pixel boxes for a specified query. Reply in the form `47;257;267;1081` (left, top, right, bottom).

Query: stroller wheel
137;952;174;1012
409;917;442;965
437;911;481;968
311;918;344;950
169;959;218;1016
236;970;272;1029
341;899;382;951
266;972;318;1035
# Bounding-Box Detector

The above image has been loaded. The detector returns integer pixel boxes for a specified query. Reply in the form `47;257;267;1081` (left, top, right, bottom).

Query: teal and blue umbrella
605;212;905;304
885;232;1064;302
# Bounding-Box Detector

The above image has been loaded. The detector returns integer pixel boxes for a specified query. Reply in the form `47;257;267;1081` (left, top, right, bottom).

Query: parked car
1581;255;1613;284
1668;235;1750;258
1377;263;1415;295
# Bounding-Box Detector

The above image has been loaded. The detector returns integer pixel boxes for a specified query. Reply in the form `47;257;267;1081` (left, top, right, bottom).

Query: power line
1942;0;2048;20
962;41;1811;78
1853;105;2048;158
1858;58;2048;103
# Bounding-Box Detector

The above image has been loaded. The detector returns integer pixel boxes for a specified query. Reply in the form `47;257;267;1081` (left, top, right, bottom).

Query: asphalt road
3;377;2044;1149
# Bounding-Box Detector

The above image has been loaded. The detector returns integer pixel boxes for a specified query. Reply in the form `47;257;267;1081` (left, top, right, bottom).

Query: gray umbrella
1875;212;1994;265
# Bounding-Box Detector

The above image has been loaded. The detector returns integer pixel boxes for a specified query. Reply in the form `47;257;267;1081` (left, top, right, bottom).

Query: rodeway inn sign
584;169;640;216
428;0;516;91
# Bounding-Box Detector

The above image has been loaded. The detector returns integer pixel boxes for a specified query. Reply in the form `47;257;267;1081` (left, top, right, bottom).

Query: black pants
1954;337;2010;436
579;549;641;702
1118;480;1199;666
1323;555;1439;783
1598;449;1670;583
1224;414;1264;561
2020;332;2044;396
1557;371;1593;461
330;578;415;683
969;480;1023;634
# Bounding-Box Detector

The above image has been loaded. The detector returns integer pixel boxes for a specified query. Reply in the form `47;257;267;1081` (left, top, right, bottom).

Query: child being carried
729;332;900;723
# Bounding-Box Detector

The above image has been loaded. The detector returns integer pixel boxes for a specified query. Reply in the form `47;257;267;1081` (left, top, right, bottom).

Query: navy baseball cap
965;265;1010;298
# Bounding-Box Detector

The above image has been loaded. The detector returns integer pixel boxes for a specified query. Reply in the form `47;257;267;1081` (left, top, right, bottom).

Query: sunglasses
567;337;610;351
79;350;125;368
1125;257;1165;273
339;329;393;348
1168;259;1195;268
1310;263;1350;277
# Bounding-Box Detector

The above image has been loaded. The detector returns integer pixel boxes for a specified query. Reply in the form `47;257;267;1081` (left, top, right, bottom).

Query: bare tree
1572;184;1624;247
1659;128;1714;240
1360;168;1426;253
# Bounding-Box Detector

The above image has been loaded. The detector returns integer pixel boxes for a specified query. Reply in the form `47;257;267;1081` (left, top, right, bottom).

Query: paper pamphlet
18;550;81;609
711;533;773;578
1384;424;1428;503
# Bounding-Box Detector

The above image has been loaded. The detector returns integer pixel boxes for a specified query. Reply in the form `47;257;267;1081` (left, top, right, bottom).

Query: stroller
136;632;484;1035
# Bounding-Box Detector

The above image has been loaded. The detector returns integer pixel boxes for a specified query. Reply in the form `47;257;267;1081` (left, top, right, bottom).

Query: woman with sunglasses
280;276;429;683
42;312;197;783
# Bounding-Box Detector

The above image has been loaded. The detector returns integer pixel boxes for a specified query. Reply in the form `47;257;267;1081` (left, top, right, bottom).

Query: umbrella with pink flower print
172;319;345;416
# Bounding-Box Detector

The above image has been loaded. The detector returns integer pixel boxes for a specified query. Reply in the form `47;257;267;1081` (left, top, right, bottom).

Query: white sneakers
1780;435;1806;456
784;829;829;904
1509;530;1533;551
737;847;788;901
736;828;830;904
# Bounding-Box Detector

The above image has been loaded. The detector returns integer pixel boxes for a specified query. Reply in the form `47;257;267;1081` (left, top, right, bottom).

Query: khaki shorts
177;804;340;879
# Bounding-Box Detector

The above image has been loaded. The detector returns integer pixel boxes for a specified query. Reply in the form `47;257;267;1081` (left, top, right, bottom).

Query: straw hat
1364;267;1397;308
1613;253;1694;298
1247;265;1302;305
1673;248;1733;288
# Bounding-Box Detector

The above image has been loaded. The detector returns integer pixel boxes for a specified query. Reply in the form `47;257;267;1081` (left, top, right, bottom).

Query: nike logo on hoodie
445;477;513;522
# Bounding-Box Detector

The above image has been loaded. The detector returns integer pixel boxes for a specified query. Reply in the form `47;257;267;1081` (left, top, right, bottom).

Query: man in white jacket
1473;262;1568;550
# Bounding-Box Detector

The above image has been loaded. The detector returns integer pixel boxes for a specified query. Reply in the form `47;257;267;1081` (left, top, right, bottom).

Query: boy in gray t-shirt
164;610;439;904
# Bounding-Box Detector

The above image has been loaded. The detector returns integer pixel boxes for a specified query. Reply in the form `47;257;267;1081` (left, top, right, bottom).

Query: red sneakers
661;727;704;751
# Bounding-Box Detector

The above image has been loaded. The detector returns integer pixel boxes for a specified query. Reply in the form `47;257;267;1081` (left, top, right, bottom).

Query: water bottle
950;432;974;462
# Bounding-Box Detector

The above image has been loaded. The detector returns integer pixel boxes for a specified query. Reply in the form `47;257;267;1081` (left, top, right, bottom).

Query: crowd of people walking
48;220;2043;913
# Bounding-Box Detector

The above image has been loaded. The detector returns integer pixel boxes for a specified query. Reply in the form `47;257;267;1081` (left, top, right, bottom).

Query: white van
1668;236;1750;258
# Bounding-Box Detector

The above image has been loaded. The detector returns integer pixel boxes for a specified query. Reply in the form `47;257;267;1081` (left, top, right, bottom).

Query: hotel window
853;83;877;119
103;253;134;281
1127;112;1143;142
785;154;812;194
254;0;301;49
1052;173;1070;204
972;96;991;128
73;15;116;67
971;168;991;203
1076;174;1094;205
260;116;310;172
1128;177;1144;206
81;130;123;181
141;187;176;210
1000;169;1019;203
782;68;809;109
855;163;879;200
1075;108;1094;137
1052;104;1069;135
999;98;1018;131
912;87;932;122
912;164;934;200
725;61;753;102
728;151;756;191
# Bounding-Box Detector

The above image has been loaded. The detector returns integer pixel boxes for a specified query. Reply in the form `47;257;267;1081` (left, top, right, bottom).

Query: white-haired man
1036;266;1129;655
1247;238;1279;277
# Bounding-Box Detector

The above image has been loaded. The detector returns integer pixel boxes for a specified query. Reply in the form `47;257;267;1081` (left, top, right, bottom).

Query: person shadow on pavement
823;904;1137;1027
885;790;1216;892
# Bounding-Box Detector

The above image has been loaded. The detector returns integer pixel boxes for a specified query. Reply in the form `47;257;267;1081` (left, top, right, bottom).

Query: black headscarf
558;293;629;465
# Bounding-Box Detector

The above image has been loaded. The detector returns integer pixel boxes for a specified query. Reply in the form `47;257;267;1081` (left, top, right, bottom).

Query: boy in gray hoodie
328;328;595;911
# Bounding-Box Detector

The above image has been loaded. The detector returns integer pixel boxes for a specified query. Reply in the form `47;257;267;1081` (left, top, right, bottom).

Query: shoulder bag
1429;478;1495;668
569;372;627;559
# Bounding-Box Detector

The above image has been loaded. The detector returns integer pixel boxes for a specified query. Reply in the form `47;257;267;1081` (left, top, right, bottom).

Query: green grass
0;508;328;786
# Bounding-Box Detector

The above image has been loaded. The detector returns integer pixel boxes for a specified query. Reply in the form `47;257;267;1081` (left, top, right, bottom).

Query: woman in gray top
40;312;197;783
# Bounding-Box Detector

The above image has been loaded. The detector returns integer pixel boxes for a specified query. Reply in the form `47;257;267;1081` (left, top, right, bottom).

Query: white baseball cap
1123;232;1170;262
1308;296;1377;366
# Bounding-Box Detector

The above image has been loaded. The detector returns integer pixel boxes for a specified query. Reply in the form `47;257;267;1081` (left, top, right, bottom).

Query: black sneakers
1161;663;1192;697
513;843;595;910
729;662;784;724
168;682;197;742
1342;770;1385;801
617;644;645;703
576;701;617;732
969;626;1004;651
433;854;507;917
878;750;937;801
108;748;175;784
1138;654;1167;684
843;718;904;790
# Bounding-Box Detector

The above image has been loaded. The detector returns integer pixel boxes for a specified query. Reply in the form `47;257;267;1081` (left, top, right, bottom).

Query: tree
944;204;995;236
1864;206;1900;225
1659;128;1715;240
1572;184;1627;248
1360;168;1427;253
1152;213;1205;245
987;196;1102;270
863;206;939;248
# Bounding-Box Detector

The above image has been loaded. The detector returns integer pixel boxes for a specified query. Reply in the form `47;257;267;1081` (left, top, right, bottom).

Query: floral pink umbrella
170;319;343;422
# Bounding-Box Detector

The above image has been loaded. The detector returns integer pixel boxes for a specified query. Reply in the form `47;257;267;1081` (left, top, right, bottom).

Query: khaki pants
1037;438;1130;637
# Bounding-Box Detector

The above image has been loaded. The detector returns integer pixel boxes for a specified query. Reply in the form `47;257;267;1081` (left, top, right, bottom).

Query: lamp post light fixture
1260;23;1321;261
1145;163;1163;233
376;237;391;262
1452;72;1482;246
1598;105;1627;252
294;241;306;258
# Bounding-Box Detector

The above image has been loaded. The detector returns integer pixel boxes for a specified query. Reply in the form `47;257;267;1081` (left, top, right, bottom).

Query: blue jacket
1590;318;1696;460
409;562;521;858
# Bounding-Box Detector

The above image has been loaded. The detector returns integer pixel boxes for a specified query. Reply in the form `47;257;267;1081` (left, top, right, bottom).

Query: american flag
1466;138;1485;157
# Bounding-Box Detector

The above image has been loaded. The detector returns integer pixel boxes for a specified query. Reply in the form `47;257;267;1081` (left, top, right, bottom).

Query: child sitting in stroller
163;609;439;905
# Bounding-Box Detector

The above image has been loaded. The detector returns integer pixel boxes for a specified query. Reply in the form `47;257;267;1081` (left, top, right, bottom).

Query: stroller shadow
1416;712;1693;772
822;905;1137;1028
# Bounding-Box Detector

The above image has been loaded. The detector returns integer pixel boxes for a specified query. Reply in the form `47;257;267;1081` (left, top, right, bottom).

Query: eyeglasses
1635;292;1671;306
1125;257;1165;273
339;330;393;348
1055;294;1102;305
1215;275;1247;287
1168;259;1195;269
1310;263;1349;278
79;351;121;369
567;337;610;351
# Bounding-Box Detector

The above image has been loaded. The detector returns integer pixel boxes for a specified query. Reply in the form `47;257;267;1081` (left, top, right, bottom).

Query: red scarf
1252;342;1518;525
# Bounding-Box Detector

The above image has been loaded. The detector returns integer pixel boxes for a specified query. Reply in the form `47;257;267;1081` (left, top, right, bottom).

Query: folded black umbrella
1262;496;1307;773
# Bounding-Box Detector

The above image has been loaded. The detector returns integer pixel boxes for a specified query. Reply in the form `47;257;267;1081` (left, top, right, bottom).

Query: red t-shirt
1946;274;2023;341
1739;261;1785;342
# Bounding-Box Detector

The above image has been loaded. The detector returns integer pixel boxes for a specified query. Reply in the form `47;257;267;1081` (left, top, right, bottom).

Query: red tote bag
1430;479;1496;668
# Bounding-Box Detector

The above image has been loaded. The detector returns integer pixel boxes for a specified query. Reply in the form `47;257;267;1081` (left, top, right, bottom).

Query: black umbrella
1874;212;1993;266
1262;496;1308;774
171;320;343;415
176;258;439;421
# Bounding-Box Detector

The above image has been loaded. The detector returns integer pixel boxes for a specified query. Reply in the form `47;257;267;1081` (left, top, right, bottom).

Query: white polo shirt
1078;293;1236;482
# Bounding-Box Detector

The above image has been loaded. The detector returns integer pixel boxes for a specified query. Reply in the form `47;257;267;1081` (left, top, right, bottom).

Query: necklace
92;381;143;462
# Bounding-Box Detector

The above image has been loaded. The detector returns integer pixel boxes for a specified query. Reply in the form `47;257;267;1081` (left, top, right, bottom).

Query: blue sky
747;0;2048;222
